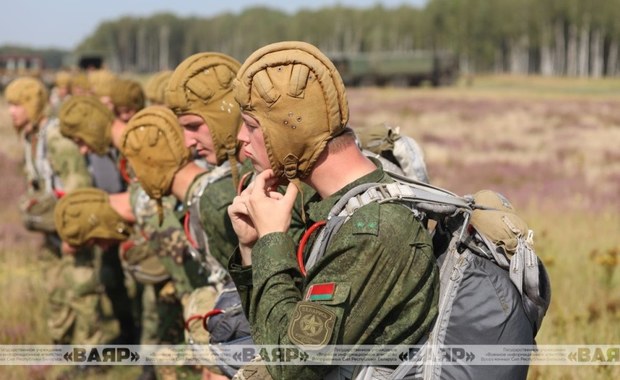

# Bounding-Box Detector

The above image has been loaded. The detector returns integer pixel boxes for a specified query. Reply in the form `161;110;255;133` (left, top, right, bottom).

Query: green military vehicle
329;50;458;87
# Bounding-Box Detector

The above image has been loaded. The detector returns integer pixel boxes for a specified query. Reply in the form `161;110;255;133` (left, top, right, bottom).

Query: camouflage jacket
128;182;202;295
19;118;91;234
188;160;254;268
228;167;439;379
22;117;91;194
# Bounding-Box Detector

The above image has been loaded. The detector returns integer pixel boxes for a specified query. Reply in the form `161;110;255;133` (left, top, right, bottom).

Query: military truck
329;50;458;87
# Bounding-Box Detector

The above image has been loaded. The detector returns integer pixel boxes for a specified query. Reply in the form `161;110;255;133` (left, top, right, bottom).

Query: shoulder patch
288;301;336;350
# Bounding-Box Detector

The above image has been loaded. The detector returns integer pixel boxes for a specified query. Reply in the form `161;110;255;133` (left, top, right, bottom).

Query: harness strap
181;163;235;286
304;181;472;274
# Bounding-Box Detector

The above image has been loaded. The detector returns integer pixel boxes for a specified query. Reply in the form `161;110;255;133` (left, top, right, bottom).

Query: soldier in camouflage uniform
111;78;145;123
88;69;118;111
48;70;73;118
120;53;259;379
226;41;439;379
144;70;173;106
57;95;141;348
5;77;117;346
58;96;196;380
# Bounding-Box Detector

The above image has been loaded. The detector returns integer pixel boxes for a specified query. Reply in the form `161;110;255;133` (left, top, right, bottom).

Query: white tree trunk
590;29;603;78
509;36;529;74
577;22;590;77
159;25;170;71
539;25;553;76
566;24;578;76
136;25;147;73
541;45;554;76
553;21;566;75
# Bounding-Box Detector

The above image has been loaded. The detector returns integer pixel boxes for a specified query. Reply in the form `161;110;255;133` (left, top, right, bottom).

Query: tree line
5;0;620;77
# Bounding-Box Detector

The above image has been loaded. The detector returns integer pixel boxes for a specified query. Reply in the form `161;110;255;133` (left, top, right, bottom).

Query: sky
0;0;427;50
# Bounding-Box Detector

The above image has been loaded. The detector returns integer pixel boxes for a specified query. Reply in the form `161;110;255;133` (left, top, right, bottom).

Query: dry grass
346;77;620;379
1;75;619;379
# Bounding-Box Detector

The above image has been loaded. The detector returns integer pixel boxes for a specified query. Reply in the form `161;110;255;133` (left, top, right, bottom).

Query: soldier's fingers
251;169;277;195
282;182;299;206
267;191;283;200
229;196;249;216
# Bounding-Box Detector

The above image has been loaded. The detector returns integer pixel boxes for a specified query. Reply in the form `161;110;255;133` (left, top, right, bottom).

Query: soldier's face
238;113;270;173
177;113;217;165
72;137;92;155
8;103;29;131
99;96;114;111
115;106;137;123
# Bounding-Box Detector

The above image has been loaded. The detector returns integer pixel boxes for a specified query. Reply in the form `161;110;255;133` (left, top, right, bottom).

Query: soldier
57;95;139;347
48;70;72;117
120;53;258;379
144;70;173;106
111;78;146;123
70;73;92;97
227;41;439;379
58;96;197;380
5;77;117;348
89;69;118;111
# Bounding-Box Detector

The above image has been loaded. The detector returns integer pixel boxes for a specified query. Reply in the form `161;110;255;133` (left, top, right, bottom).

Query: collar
307;158;387;222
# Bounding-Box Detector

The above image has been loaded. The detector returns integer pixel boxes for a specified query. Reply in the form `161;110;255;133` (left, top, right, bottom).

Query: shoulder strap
305;179;473;273
184;162;235;286
36;119;55;192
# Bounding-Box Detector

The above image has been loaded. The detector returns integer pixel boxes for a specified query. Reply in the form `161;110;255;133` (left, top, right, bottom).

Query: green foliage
4;1;620;77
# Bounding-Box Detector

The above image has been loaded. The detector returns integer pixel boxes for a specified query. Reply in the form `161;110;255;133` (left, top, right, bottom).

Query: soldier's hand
246;169;298;238
61;241;78;255
228;188;259;265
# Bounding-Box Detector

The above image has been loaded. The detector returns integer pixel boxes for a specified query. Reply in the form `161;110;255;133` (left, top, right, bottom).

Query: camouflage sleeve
240;203;439;379
46;124;92;191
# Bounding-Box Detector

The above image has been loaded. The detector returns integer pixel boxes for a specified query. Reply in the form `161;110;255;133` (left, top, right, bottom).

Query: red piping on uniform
183;211;198;249
296;220;326;277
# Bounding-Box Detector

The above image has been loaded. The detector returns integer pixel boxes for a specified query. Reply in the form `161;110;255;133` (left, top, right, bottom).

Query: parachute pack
307;171;551;380
356;123;430;184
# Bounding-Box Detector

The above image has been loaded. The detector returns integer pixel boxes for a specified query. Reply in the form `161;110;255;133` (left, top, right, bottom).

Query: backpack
306;171;551;380
356;123;430;184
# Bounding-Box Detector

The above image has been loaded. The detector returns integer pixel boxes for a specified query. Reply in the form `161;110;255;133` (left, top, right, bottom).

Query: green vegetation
3;0;619;78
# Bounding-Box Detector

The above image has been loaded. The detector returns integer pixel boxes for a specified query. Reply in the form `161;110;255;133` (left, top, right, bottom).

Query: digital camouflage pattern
191;161;253;268
228;167;439;379
21;118;91;197
45;246;119;345
17;116;117;345
127;182;189;345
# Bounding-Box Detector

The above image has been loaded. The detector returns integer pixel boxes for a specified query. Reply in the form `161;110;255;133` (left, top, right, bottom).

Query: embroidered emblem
288;302;336;349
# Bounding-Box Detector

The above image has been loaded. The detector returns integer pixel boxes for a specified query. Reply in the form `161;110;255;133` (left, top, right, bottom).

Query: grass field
1;75;619;379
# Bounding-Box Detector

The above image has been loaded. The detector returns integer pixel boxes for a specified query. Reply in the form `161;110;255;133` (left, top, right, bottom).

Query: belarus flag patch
305;282;336;301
